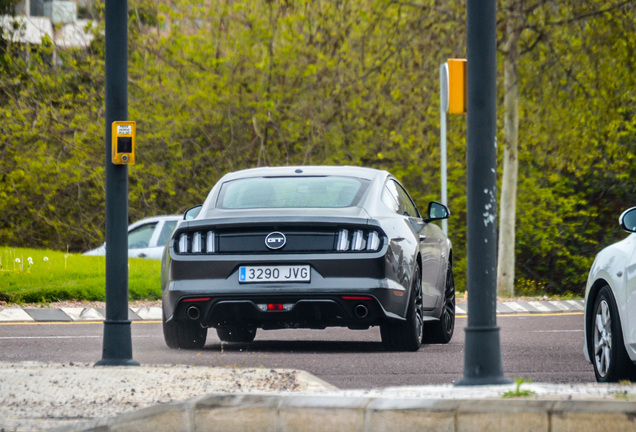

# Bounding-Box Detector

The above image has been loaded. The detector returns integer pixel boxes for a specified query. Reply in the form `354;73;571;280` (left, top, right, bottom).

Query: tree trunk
497;7;520;297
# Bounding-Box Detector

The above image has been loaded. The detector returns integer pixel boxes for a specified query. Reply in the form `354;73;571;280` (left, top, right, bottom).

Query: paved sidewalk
0;300;584;323
51;381;636;432
1;361;634;432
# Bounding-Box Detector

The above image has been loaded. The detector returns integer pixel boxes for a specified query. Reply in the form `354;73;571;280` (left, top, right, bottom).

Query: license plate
238;265;310;283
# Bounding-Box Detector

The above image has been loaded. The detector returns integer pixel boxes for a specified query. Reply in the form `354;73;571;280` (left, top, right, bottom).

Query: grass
502;377;536;398
614;391;632;400
0;247;161;304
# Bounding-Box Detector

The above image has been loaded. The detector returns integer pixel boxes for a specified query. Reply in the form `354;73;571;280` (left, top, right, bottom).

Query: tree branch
545;1;633;26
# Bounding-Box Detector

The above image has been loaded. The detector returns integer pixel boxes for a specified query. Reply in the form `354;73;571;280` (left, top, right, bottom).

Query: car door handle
138;253;147;258
419;234;426;241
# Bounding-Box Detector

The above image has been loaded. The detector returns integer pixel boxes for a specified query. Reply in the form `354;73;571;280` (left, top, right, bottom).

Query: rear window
217;176;369;209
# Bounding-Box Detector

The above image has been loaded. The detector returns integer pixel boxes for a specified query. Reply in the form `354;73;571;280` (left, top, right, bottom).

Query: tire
163;311;207;350
381;264;423;352
591;286;633;382
422;262;455;344
216;326;257;343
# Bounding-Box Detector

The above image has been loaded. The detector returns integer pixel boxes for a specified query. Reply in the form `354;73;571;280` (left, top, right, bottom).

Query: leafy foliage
502;377;536;398
513;0;636;293
0;0;634;295
0;13;106;250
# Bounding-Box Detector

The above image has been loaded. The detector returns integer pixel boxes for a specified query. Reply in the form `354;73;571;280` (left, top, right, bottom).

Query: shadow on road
204;339;389;354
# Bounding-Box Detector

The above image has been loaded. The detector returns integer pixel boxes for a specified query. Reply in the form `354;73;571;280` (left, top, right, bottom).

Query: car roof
217;166;389;182
196;166;395;218
128;215;181;230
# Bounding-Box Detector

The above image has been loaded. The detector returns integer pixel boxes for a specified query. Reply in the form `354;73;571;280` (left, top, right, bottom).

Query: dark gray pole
96;0;138;367
456;0;509;385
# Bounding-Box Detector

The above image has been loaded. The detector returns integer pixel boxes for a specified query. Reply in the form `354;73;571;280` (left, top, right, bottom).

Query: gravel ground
0;361;336;432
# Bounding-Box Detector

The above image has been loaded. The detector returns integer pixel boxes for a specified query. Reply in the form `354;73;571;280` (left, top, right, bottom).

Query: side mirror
619;207;636;233
184;205;202;221
425;202;450;222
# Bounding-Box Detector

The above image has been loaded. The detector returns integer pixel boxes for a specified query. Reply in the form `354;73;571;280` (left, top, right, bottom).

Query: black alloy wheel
380;263;424;351
163;311;208;349
423;262;455;344
591;286;634;382
216;326;257;343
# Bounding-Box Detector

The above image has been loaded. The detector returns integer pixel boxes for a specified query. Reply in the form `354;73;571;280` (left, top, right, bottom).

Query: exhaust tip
354;304;368;319
186;305;201;321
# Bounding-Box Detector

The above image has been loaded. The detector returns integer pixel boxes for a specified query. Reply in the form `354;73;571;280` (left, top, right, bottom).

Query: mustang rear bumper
163;275;408;329
161;241;417;328
167;294;396;330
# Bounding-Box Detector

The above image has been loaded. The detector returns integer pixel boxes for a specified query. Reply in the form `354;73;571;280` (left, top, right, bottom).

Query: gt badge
265;232;286;250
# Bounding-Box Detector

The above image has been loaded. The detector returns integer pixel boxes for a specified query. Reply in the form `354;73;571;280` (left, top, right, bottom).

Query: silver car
161;166;454;351
584;207;636;382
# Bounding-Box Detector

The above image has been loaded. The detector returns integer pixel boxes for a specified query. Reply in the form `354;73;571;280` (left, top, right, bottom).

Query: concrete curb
0;301;584;322
52;393;636;432
455;299;584;315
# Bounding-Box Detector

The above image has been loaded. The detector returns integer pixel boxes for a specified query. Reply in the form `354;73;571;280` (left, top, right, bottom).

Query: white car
84;215;181;260
584;207;636;382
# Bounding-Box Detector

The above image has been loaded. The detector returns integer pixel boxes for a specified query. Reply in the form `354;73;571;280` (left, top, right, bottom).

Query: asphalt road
0;313;594;389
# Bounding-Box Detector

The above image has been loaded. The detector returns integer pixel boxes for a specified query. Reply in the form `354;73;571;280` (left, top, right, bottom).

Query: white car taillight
337;229;350;251
177;230;215;254
367;231;380;251
337;229;382;252
179;233;189;253
206;231;215;253
192;232;202;253
352;230;366;251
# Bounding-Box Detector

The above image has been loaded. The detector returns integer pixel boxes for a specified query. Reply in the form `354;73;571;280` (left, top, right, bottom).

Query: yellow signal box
447;59;467;114
112;121;136;165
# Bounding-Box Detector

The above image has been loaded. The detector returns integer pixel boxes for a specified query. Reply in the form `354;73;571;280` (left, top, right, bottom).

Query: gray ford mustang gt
161;166;454;351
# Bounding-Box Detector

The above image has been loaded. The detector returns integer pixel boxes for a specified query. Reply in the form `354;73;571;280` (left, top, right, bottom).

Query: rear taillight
206;231;215;253
337;229;350;251
367;231;380;250
178;233;189;252
336;229;382;252
176;230;216;254
192;232;202;253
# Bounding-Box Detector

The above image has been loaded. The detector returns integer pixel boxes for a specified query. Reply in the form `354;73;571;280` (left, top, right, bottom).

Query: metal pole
96;0;138;367
456;0;509;385
439;63;449;235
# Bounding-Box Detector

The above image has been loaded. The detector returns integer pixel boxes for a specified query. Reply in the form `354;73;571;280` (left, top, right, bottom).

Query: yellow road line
0;320;162;326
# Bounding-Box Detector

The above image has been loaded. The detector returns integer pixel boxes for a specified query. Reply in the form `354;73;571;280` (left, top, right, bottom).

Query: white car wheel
591;286;633;382
593;298;612;378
